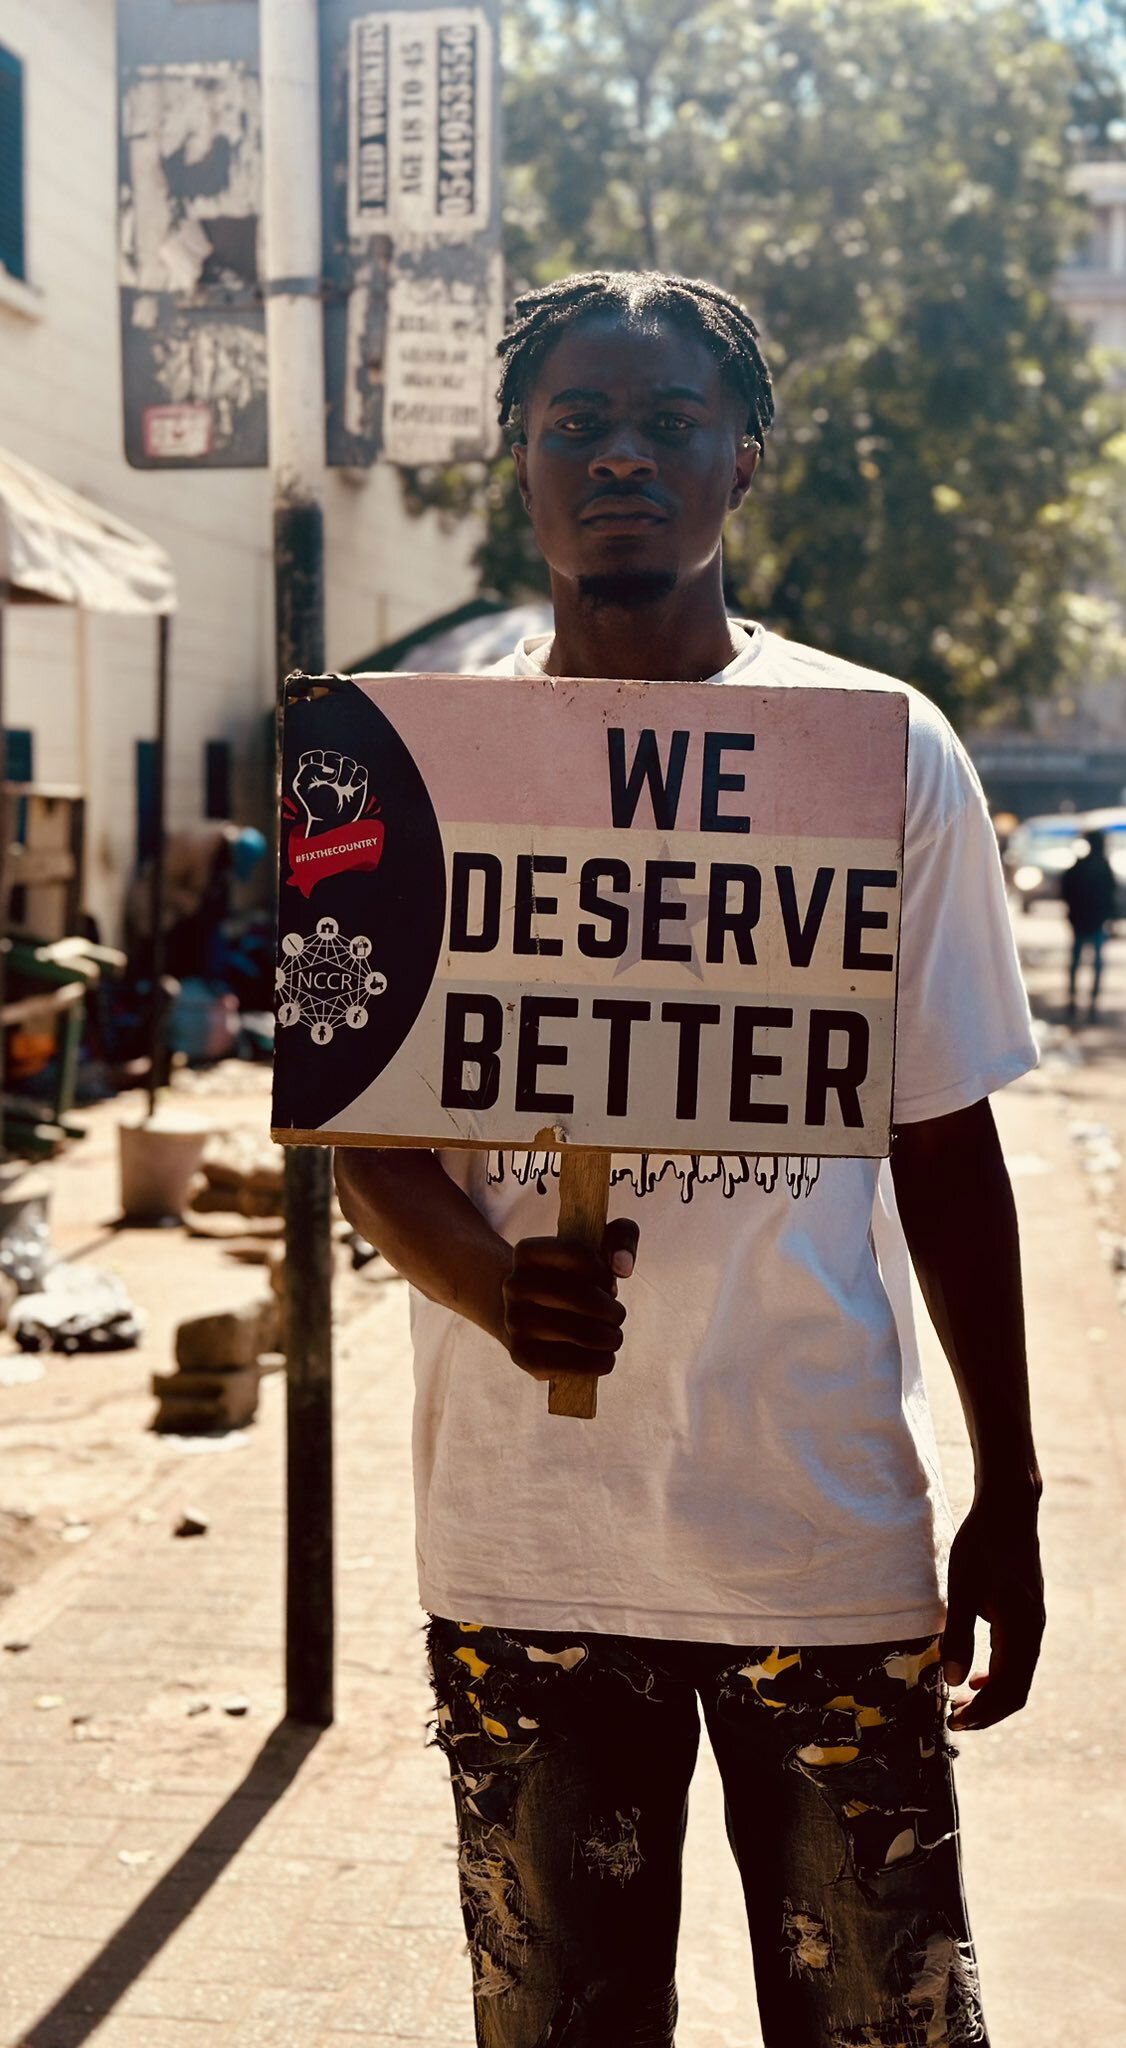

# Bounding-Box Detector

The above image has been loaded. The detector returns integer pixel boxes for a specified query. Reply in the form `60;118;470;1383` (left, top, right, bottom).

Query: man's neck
543;566;742;682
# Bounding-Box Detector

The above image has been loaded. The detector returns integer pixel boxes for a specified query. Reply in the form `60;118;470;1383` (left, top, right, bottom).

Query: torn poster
117;0;267;468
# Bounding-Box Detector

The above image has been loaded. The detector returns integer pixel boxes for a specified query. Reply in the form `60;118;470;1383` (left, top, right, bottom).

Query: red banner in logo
286;820;385;897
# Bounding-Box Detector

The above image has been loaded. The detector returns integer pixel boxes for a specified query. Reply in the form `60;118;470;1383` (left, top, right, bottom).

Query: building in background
0;0;481;941
1057;160;1126;372
966;158;1126;817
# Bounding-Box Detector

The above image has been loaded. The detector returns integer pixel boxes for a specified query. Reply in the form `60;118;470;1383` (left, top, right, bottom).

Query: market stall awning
0;447;175;615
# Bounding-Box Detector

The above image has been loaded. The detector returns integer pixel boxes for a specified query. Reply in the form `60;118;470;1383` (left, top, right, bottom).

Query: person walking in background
1062;828;1117;1023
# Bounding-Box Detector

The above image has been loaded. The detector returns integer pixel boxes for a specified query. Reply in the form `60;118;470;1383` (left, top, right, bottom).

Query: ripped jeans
427;1617;987;2048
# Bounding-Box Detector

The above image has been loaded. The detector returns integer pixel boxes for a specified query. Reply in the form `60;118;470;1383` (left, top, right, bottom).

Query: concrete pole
260;0;335;1729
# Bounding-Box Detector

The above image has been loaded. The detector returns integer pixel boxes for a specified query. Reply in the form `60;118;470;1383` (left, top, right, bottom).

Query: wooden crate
1;783;85;942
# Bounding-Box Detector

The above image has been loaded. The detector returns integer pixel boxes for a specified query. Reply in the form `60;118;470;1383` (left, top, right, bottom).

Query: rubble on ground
11;1266;144;1354
184;1134;285;1223
152;1257;284;1434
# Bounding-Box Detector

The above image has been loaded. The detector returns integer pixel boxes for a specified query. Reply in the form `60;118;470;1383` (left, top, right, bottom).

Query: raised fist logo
293;749;370;835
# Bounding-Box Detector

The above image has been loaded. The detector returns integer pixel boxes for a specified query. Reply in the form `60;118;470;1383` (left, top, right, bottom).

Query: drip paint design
485;1150;821;1204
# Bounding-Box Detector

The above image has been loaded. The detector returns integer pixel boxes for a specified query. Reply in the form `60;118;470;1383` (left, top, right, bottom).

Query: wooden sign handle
548;1149;612;1420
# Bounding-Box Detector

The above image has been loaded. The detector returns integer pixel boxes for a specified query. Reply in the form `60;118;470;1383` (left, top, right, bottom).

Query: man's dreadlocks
496;270;775;453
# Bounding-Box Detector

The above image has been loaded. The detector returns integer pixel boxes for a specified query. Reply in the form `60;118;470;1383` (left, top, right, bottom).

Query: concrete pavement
0;1056;1124;2046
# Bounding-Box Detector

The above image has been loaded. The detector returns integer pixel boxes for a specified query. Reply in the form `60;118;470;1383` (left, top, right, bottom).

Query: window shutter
0;45;26;282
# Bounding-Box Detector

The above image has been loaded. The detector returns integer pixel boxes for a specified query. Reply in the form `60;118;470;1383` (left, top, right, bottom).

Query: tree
401;0;1125;725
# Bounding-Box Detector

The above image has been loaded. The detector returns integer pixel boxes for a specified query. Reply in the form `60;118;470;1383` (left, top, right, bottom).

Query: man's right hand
501;1218;640;1382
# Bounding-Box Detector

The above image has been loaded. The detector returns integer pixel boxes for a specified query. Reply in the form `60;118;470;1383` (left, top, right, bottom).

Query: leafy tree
400;0;1125;725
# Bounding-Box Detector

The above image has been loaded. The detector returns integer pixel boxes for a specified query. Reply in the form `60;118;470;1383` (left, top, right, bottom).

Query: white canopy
0;447;175;616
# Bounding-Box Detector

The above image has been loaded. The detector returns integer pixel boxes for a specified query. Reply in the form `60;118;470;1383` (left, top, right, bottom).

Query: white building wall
1057;161;1126;371
0;0;481;939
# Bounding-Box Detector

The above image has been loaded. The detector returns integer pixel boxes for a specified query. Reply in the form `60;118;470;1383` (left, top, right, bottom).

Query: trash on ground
0;1178;52;1294
10;1265;144;1354
173;1508;210;1538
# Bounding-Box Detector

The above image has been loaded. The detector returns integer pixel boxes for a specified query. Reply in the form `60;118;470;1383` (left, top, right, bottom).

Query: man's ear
512;440;532;511
729;440;759;510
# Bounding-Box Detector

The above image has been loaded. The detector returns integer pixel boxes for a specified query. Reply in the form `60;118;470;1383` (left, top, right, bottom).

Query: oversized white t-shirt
409;623;1037;1645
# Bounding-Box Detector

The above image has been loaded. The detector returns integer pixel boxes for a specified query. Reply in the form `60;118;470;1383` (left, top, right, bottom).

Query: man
335;271;1043;2048
1061;825;1117;1023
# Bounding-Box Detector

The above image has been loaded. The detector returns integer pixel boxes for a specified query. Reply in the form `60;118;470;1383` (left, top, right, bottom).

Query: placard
272;673;909;1156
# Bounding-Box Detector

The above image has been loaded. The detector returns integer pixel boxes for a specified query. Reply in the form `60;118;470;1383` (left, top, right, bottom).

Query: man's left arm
890;1096;1044;1730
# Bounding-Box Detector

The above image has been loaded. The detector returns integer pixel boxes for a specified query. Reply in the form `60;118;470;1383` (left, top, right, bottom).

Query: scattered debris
117;1849;155;1869
152;1295;279;1434
173;1509;210;1539
175;1300;278;1370
10;1265;144;1354
186;1700;210;1717
0;1177;52;1294
34;1694;63;1710
186;1135;285;1223
71;1714;114;1742
222;1694;250;1716
154;1364;262;1433
60;1521;92;1544
3;1639;31;1654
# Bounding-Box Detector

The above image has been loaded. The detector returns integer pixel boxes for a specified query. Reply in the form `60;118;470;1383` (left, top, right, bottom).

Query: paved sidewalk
1;1073;1124;2047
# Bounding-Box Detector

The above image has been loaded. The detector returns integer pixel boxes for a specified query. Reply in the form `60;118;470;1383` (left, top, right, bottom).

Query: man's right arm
333;1149;637;1382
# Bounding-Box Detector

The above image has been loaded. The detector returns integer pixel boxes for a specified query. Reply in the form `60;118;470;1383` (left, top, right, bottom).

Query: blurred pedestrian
1061;828;1117;1023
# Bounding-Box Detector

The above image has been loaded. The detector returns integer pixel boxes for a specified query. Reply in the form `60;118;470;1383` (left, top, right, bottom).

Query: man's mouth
579;495;670;532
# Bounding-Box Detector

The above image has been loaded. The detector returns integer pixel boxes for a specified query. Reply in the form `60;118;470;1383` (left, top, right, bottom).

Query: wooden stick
549;1149;612;1419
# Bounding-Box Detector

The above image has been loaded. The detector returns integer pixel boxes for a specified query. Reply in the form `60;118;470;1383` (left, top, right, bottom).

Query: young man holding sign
334;272;1042;2048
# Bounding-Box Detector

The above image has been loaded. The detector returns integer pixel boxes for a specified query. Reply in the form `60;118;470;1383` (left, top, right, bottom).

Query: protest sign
272;672;908;1160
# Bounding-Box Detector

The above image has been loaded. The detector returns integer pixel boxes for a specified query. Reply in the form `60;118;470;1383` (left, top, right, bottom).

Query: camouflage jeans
427;1617;988;2048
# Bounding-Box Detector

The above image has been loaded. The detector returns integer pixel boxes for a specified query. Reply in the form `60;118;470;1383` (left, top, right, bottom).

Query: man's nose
588;435;658;481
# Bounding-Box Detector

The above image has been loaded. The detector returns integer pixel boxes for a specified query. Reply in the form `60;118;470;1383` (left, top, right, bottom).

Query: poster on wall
117;0;267;469
320;0;503;467
272;674;909;1158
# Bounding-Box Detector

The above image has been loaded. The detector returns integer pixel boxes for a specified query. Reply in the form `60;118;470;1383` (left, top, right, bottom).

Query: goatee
577;569;677;609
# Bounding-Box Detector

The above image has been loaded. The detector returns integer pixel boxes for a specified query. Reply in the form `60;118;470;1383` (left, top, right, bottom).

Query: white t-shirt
409;622;1037;1645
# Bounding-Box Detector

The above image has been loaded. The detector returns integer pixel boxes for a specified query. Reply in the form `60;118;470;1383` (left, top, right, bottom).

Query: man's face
512;313;758;602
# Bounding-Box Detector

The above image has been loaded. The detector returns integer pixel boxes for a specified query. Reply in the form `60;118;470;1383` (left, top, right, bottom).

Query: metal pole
0;584;7;1151
260;0;335;1728
147;611;171;1122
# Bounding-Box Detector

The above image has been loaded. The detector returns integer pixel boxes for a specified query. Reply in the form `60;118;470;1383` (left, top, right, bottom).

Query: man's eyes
553;413;698;435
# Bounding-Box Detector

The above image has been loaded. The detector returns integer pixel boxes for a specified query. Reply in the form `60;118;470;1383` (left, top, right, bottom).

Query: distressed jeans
427;1616;987;2048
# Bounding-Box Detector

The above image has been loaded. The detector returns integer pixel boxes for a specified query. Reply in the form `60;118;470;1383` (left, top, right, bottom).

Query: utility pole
260;0;335;1728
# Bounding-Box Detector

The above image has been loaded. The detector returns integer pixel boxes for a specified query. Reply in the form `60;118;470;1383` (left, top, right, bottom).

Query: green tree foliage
401;0;1125;723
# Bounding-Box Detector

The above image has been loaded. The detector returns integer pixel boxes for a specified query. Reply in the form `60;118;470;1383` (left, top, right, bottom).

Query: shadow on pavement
19;1718;323;2046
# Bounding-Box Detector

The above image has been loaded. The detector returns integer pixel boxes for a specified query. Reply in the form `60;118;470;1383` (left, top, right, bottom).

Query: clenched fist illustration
293;749;370;835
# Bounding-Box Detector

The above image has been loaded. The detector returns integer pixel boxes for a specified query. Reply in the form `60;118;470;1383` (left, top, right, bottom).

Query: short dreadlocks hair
496;269;774;454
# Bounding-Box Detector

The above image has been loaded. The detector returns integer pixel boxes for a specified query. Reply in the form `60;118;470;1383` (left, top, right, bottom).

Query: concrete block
175;1301;273;1370
151;1365;260;1431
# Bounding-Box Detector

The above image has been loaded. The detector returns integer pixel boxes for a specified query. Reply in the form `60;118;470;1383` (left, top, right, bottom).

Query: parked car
1078;808;1126;904
1002;814;1086;907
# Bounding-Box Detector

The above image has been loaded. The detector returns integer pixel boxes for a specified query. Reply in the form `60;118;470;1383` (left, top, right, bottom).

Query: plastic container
118;1120;210;1223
